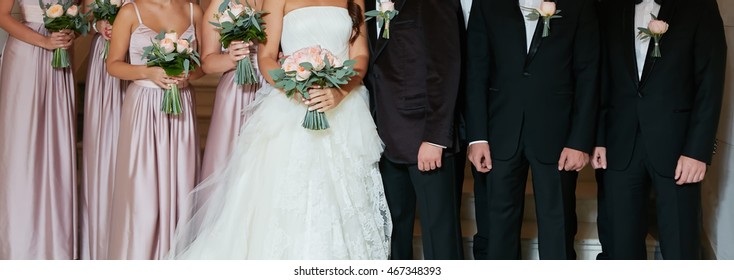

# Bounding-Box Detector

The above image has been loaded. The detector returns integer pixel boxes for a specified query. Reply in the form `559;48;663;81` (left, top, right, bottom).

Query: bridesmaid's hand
96;20;113;40
145;67;177;89
42;30;74;51
227;41;251;62
305;87;346;112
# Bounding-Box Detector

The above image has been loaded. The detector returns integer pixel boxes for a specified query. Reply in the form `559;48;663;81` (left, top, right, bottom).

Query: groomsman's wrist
469;140;488;146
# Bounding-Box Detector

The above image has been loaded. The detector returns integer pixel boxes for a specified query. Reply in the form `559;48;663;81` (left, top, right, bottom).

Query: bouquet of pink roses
141;31;201;115
209;0;267;85
39;0;90;68
88;0;124;59
268;45;358;130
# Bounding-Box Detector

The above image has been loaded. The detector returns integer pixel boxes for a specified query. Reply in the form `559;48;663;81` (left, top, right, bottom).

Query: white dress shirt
635;0;661;79
461;0;473;28
469;0;541;146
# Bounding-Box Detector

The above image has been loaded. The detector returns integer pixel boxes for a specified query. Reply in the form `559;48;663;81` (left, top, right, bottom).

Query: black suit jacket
465;0;600;163
597;0;727;176
365;0;464;164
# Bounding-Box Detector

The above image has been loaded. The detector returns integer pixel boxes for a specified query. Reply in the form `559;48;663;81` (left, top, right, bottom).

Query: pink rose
648;19;669;34
45;4;64;18
176;39;190;53
66;5;79;17
159;38;176;53
380;1;395;12
229;3;245;17
296;66;312;81
538;1;556;17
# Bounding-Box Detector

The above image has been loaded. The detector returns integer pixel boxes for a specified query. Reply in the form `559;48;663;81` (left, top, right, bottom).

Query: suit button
523;72;531;77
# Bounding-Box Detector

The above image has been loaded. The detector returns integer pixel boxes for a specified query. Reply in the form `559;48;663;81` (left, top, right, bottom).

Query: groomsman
592;0;726;259
365;0;465;260
465;0;600;259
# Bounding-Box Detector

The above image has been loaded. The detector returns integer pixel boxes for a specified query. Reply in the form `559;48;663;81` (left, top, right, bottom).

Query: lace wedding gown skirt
170;6;391;260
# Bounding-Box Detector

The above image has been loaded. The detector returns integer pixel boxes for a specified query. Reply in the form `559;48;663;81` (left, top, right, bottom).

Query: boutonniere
526;1;562;38
365;0;399;39
637;14;669;58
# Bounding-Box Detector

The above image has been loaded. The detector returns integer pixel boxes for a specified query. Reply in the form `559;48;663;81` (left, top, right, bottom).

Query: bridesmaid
0;0;78;259
199;0;264;179
106;0;203;260
78;0;129;260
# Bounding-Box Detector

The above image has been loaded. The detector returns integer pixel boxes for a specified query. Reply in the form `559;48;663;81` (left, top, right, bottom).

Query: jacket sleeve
464;0;491;143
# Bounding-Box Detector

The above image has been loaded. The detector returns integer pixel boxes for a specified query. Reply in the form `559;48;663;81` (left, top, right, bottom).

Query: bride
169;0;392;259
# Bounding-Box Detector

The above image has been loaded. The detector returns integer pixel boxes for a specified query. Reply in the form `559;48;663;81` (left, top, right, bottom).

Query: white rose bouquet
638;14;669;58
39;0;90;68
268;45;358;130
209;0;267;85
88;0;124;59
142;31;201;115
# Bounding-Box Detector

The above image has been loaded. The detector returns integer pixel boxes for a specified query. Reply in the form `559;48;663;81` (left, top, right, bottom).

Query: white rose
380;1;395;12
218;13;234;24
229;3;245;17
164;32;178;41
110;0;122;7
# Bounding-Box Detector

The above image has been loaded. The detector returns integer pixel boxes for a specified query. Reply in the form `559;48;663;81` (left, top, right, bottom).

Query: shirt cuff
468;140;488;146
426;142;447;149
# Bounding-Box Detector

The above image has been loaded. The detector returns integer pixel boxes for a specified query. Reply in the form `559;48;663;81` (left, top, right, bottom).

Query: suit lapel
367;0;377;43
622;0;639;85
639;0;676;88
371;0;408;63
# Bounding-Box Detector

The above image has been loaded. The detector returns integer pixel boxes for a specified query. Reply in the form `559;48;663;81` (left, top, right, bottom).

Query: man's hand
558;147;589;172
417;142;443;172
591;147;607;170
467;142;492;173
675;156;707;185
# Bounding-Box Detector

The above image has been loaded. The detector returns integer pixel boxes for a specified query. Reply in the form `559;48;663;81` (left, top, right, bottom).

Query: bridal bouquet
268;46;358;130
39;0;90;68
209;0;267;85
142;31;201;115
88;0;124;59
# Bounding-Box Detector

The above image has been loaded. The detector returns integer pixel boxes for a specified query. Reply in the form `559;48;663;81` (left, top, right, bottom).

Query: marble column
702;0;734;260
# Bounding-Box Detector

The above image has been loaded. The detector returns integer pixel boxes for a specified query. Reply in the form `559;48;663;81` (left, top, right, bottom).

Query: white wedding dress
169;6;392;260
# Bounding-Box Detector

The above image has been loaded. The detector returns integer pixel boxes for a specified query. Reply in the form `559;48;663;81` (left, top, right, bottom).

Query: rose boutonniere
365;1;399;39
637;14;668;58
526;1;562;38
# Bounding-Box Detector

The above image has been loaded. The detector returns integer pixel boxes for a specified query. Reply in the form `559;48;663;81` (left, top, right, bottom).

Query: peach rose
296;66;312;81
46;4;64;18
176;39;190;53
159;38;176;53
66;5;79;17
538;1;556;17
648;19;668;34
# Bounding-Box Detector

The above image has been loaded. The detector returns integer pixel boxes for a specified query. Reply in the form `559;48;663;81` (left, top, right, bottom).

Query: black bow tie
635;0;663;4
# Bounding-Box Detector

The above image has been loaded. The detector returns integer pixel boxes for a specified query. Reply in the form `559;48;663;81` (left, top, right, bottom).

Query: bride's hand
305;87;346;112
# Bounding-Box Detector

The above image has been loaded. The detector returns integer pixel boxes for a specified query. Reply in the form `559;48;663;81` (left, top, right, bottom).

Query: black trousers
380;156;464;260
470;167;490;260
603;134;702;259
481;139;578;260
595;169;611;260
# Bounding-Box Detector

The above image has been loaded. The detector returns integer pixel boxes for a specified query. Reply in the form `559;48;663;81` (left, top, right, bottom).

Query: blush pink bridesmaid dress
0;0;77;260
107;2;200;260
199;46;263;180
